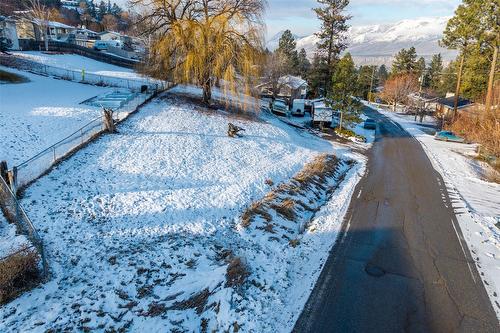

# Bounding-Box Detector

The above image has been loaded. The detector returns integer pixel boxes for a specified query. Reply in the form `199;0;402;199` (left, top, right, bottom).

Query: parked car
363;118;376;129
291;99;307;116
434;131;466;143
272;99;289;116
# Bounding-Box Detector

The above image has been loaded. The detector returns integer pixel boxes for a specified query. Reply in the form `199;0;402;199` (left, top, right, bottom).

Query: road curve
293;106;499;333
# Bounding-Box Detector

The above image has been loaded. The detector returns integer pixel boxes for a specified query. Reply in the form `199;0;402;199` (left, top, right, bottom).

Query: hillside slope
0;87;365;332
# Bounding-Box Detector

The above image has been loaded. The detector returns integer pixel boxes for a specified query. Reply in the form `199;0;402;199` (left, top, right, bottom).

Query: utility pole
453;53;465;121
368;66;376;103
485;45;498;113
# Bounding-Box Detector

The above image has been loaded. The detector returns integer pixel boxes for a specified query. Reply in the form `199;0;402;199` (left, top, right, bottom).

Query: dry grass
0;246;40;304
171;288;210;315
225;257;250;288
449;107;500;167
241;201;272;227
240;154;338;229
270;198;296;221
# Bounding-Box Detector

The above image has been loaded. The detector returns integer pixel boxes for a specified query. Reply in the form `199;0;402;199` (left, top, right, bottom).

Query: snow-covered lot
371;104;500;318
11;51;145;81
0;65;115;166
0;89;364;332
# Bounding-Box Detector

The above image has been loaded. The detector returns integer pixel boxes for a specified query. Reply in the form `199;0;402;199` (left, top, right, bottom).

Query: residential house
408;92;439;113
436;96;474;119
256;75;308;105
0;16;20;50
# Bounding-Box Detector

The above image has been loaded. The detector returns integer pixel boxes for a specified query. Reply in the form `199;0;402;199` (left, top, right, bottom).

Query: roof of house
408;91;439;102
278;75;307;90
33;19;75;29
438;96;473;109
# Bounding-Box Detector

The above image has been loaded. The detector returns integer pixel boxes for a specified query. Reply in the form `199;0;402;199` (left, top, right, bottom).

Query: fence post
103;109;116;133
52;147;56;162
7;166;17;197
0;160;7;181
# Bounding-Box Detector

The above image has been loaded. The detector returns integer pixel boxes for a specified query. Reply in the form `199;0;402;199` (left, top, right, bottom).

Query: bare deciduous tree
132;0;266;106
26;0;55;51
381;74;419;112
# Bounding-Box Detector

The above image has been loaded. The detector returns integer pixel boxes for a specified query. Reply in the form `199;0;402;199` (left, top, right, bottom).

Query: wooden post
453;53;465;121
0;161;7;182
485;45;498;114
7;166;17;196
103;108;116;133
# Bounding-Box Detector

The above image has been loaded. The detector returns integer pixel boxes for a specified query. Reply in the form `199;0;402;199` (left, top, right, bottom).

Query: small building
436;96;474;118
99;31;132;46
256;75;308;106
408;92;439;112
0;16;20;50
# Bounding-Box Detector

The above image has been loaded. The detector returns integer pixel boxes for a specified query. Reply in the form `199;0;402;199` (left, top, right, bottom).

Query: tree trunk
392;101;396;112
485;44;498;113
453;53;465;121
43;23;49;52
202;80;211;105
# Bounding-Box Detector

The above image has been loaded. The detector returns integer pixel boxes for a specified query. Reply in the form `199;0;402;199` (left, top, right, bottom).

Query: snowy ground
0;88;365;332
0;65;116;167
11;52;145;81
367;102;500;318
0;215;30;260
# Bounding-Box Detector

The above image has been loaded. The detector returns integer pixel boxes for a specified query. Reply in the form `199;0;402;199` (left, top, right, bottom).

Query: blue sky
264;0;461;37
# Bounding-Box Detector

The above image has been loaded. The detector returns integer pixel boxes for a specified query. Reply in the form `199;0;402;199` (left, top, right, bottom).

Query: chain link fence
13;90;166;189
0;54;167;92
0;175;47;278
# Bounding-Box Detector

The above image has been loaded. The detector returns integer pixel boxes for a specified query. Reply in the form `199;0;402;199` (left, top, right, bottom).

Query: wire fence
0;54;167;92
0;175;48;278
13;90;165;189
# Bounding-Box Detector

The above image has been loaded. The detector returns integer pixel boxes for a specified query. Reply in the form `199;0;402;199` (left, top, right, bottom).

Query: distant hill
267;17;458;66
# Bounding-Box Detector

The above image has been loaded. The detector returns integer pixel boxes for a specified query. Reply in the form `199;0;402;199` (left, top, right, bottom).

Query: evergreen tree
378;64;388;84
392;47;418;74
438;61;458;96
308;53;329;97
314;0;351;91
357;65;378;100
277;30;299;75
428;54;443;92
98;0;106;20
329;53;361;130
297;48;311;79
441;2;479;111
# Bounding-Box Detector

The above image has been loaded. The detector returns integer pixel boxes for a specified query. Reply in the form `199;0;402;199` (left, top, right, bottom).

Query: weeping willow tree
134;0;266;108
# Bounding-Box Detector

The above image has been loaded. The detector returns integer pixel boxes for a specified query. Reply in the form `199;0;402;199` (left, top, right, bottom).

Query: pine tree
428;54;443;92
329;53;361;130
378;64;388;84
392;47;418;74
297;48;311;78
308;53;329;97
277;30;299;75
441;2;479;113
314;0;351;91
357;65;378;100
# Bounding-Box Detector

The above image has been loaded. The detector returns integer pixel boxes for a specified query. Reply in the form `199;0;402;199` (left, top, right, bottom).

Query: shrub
225;257;249;288
0;246;40;304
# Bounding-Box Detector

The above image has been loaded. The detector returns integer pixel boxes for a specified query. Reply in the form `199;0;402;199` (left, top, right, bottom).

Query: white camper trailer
312;100;334;126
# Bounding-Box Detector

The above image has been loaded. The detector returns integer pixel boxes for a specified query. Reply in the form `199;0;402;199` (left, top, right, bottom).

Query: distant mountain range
266;17;457;66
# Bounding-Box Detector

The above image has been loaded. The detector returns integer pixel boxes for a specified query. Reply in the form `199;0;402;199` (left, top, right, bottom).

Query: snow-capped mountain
267;17;457;65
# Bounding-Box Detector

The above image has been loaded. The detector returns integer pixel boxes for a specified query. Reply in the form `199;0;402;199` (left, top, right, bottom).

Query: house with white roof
256;75;308;105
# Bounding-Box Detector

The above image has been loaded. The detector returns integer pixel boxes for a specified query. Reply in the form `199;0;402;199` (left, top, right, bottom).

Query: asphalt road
293;106;499;333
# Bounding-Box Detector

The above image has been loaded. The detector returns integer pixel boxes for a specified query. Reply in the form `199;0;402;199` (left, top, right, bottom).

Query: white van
291;99;306;116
